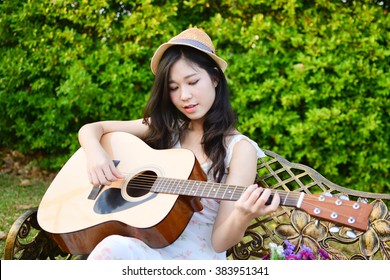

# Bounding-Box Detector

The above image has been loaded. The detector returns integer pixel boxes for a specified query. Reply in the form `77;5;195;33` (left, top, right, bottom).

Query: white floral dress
87;134;264;260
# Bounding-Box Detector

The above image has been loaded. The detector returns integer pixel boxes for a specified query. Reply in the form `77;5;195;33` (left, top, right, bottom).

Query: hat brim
150;42;228;75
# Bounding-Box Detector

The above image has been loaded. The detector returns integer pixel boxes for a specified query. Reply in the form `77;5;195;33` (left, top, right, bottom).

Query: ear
212;69;219;87
213;78;219;88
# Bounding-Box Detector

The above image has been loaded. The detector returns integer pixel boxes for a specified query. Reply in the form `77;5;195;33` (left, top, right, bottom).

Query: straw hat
150;28;228;75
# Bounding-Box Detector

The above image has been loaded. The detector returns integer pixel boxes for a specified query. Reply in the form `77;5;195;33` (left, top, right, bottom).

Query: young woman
78;28;280;259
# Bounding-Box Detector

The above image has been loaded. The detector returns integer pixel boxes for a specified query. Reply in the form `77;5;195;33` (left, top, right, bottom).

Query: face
168;58;218;123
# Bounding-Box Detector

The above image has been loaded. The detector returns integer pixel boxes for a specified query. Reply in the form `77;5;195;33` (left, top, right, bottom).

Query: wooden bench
4;150;390;260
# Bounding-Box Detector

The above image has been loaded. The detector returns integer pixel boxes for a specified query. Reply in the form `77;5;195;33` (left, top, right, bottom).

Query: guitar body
37;132;205;255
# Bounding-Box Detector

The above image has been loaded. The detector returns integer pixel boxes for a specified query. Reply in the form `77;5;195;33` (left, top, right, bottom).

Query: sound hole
126;171;157;198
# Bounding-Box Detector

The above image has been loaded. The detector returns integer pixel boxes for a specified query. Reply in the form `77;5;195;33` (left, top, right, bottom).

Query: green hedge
1;0;389;193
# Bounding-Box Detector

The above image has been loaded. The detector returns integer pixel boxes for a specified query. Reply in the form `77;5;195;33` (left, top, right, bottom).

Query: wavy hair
143;45;237;182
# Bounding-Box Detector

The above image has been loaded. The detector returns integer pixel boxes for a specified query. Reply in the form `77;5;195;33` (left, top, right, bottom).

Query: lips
183;104;198;113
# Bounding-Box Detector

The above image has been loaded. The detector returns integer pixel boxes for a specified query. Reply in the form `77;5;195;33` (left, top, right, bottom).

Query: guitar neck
140;174;372;232
152;177;302;207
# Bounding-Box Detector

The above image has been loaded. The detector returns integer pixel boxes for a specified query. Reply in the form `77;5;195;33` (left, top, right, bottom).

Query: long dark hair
143;45;237;182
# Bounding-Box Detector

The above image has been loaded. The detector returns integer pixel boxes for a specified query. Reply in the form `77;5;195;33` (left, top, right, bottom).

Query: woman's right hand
78;120;148;186
85;145;124;186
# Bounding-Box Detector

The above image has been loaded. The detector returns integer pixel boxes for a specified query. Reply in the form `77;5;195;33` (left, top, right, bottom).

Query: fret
163;177;173;194
220;183;230;200
272;190;299;207
184;180;193;194
211;182;221;198
182;179;191;196
201;182;207;198
197;181;208;198
282;191;289;205
196;182;204;196
237;186;245;199
216;184;225;199
228;185;238;200
176;179;186;194
207;182;218;198
151;177;280;202
178;178;191;195
172;178;182;195
186;180;200;197
152;177;164;193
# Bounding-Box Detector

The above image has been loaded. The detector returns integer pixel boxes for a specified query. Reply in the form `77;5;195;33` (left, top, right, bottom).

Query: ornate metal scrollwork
227;229;267;260
228;150;390;260
4;207;71;260
4;149;389;260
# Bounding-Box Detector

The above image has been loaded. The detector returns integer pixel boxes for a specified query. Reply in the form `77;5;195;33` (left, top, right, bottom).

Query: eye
169;86;178;92
189;79;199;85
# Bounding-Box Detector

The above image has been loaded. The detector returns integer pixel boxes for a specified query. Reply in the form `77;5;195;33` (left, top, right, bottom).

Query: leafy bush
1;0;388;193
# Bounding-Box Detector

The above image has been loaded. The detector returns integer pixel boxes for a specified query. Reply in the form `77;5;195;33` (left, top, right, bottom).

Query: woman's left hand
234;184;280;220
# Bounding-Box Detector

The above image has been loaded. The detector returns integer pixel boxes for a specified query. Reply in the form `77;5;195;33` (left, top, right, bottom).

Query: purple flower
297;245;316;260
283;240;296;257
285;255;299;260
267;240;330;260
318;249;330;260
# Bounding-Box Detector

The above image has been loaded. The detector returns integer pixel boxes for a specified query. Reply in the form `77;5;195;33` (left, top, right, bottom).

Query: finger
102;165;117;182
89;171;102;186
253;188;272;208
87;171;93;185
269;190;281;209
239;184;260;202
257;190;281;214
109;162;124;179
247;187;264;205
96;169;111;186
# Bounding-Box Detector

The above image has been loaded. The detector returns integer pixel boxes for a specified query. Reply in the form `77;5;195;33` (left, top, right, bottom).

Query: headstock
300;193;373;231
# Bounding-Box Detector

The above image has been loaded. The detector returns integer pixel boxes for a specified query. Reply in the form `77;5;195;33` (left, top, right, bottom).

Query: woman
78;28;280;259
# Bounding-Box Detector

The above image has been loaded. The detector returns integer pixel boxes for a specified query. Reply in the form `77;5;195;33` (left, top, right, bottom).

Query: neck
189;120;203;131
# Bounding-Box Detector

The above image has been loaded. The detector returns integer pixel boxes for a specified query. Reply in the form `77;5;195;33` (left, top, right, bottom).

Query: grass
0;173;49;259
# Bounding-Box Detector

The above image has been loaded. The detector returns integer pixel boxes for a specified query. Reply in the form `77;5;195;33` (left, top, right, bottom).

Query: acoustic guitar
37;132;373;255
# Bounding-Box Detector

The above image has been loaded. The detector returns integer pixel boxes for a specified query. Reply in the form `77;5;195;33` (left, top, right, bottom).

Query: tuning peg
329;226;340;233
357;198;369;204
346;230;357;239
323;191;333;197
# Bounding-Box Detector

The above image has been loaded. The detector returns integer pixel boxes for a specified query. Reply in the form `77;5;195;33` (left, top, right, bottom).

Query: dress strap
225;134;265;168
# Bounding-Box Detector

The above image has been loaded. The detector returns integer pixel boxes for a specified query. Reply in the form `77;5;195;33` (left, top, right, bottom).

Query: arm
78;119;149;186
211;140;280;253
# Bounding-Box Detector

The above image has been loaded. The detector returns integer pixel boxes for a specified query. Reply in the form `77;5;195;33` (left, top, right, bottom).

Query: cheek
205;85;217;104
169;93;180;108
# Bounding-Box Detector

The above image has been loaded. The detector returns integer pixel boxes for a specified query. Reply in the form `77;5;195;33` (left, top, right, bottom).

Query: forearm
78;123;105;152
211;185;280;253
211;208;253;253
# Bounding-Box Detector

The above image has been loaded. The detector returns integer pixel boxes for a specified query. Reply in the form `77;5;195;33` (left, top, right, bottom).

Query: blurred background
1;0;389;195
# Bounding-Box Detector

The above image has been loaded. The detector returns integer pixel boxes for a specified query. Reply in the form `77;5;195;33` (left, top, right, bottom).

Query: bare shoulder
227;134;258;158
225;136;258;186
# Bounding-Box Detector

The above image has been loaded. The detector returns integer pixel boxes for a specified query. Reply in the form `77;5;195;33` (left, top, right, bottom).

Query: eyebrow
169;73;198;83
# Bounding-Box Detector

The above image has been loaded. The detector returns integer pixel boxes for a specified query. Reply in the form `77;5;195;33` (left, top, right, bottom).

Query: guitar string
125;174;356;201
105;173;365;225
119;173;325;202
113;172;333;203
113;172;365;215
124;174;329;203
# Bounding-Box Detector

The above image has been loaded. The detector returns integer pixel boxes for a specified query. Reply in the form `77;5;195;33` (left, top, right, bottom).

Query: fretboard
151;177;304;208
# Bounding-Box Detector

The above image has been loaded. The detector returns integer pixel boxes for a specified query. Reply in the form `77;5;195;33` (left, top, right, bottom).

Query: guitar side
37;132;203;254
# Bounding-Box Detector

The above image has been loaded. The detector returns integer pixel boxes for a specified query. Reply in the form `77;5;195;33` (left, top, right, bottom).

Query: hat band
171;38;215;54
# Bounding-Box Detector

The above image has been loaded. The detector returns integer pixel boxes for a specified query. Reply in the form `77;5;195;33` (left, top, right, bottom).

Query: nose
180;86;192;101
